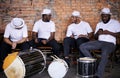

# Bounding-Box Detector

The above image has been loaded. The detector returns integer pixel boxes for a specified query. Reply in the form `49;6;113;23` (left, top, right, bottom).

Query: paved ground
30;61;120;78
0;58;120;78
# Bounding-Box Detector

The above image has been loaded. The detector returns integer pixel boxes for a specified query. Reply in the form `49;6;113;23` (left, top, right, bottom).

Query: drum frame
19;49;46;77
77;58;96;78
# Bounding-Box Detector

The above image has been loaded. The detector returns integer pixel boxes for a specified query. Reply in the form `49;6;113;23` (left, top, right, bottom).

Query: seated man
0;18;29;72
63;11;93;65
80;8;120;78
30;8;60;56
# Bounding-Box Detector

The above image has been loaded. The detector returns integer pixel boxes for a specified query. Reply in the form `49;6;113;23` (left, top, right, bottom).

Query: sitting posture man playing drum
63;11;93;66
0;18;29;72
29;8;60;56
80;8;120;78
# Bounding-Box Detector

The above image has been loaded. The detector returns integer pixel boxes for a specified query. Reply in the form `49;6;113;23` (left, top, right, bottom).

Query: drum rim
17;56;26;77
48;58;69;78
33;48;46;74
78;57;96;63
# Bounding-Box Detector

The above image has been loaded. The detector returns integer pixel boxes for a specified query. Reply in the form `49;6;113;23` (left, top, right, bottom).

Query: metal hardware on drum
77;57;97;78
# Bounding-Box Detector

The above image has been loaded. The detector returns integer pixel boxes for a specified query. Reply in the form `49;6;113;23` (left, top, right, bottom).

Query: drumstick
53;55;60;59
50;56;57;60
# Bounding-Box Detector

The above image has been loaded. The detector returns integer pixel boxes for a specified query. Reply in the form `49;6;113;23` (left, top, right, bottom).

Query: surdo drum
3;49;46;78
48;55;69;78
77;57;96;78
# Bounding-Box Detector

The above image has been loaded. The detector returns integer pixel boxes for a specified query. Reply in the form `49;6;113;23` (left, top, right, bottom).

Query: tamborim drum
3;49;46;78
48;55;68;78
77;57;96;78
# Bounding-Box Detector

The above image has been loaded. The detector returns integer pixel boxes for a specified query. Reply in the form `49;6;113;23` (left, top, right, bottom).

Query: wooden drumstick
50;56;57;60
53;55;60;59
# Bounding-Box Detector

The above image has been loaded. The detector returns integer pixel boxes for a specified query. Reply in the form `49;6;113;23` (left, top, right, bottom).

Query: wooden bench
37;46;53;54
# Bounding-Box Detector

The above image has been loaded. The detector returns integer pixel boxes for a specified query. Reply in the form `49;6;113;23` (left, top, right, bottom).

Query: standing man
64;11;93;65
31;8;60;56
80;8;120;78
0;18;29;72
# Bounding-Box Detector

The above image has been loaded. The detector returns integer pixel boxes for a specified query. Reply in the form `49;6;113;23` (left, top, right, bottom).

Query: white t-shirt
32;19;55;39
66;21;93;39
95;19;120;44
4;23;28;42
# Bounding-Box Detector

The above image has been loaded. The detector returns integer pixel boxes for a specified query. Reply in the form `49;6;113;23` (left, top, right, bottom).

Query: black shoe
93;75;99;78
64;58;70;67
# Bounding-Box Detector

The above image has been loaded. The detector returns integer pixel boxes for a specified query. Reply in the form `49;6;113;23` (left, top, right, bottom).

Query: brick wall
0;0;120;42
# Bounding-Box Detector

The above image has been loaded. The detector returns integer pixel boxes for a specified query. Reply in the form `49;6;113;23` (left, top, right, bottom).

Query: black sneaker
93;75;99;78
64;58;70;67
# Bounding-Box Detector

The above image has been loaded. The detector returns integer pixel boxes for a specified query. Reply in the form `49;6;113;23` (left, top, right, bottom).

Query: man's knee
79;43;87;50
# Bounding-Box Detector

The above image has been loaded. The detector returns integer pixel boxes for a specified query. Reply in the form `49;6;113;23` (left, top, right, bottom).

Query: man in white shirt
80;8;120;78
64;11;93;66
0;18;29;72
31;8;60;56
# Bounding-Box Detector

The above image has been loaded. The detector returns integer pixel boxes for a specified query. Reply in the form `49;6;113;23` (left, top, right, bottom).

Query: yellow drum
3;49;46;78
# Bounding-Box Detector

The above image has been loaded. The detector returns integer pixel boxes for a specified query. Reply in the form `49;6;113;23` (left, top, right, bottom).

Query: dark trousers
0;41;29;72
63;37;89;57
80;41;116;78
29;38;60;56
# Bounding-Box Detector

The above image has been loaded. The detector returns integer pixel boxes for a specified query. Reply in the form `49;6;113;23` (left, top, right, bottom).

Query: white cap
72;11;80;17
42;9;51;15
101;8;112;15
11;18;24;29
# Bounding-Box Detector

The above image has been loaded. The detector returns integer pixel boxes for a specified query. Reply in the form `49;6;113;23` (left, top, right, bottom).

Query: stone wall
0;0;120;41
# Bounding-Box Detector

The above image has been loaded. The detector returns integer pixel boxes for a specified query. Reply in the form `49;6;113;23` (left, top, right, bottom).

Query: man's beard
44;19;50;22
103;19;110;24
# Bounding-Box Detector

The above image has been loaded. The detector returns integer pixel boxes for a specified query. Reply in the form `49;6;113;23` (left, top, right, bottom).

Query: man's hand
35;38;39;43
78;34;88;38
12;42;17;49
70;35;74;38
97;29;103;35
102;30;110;34
41;40;47;45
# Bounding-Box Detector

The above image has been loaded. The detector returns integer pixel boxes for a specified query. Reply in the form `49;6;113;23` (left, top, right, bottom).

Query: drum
77;57;96;78
3;49;46;78
48;55;69;78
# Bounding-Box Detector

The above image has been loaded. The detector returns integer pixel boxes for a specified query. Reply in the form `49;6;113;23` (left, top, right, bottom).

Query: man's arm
94;29;103;40
4;38;12;46
41;32;55;45
47;32;55;42
88;32;94;40
16;37;28;44
102;30;120;37
32;32;38;43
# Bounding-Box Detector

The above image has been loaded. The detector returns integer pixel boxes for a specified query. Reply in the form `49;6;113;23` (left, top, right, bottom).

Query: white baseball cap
11;18;24;29
101;8;112;15
72;11;81;17
41;9;51;15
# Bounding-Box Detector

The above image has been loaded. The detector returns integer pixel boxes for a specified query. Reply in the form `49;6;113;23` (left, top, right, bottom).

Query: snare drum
48;55;68;78
3;49;46;78
77;57;96;78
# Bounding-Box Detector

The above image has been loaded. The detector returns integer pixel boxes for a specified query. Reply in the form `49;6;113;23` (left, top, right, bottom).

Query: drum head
79;57;96;63
48;59;68;78
3;52;25;78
